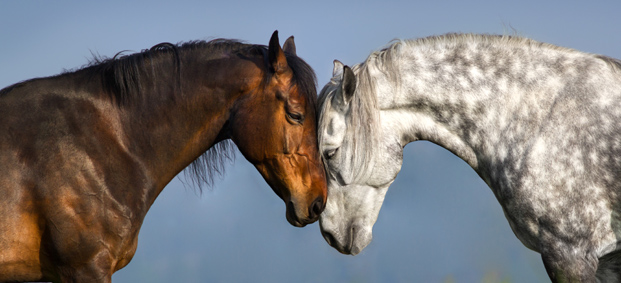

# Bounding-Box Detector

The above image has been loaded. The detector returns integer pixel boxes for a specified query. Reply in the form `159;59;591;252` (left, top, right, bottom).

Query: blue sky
1;1;620;282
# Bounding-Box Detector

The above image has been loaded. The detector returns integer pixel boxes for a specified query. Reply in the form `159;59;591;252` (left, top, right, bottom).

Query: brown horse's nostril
309;196;325;219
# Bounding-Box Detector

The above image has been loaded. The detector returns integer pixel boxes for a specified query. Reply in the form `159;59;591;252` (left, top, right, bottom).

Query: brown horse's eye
287;112;304;124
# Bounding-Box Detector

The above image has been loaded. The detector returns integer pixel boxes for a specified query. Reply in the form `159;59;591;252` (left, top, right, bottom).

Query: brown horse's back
0;150;44;281
1;81;52;281
0;78;145;281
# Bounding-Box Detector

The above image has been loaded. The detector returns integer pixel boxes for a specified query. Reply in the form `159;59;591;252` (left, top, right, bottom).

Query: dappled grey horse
317;33;621;282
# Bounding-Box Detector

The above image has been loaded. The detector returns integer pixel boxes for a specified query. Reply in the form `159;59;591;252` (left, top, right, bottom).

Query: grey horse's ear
283;36;296;55
341;65;356;105
333;60;345;78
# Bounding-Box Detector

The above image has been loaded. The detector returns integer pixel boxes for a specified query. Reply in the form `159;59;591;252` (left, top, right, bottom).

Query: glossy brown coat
0;31;327;282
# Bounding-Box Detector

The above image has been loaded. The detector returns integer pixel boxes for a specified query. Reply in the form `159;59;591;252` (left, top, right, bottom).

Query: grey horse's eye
324;148;338;160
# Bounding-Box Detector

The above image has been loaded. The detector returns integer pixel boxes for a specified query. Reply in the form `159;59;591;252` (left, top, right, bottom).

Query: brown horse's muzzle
256;153;327;227
285;191;326;227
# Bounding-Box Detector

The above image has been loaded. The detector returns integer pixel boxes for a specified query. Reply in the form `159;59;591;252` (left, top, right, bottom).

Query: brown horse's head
229;31;327;227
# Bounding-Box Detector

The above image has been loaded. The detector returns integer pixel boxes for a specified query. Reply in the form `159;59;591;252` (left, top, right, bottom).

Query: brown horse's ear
268;30;290;75
283;36;296;56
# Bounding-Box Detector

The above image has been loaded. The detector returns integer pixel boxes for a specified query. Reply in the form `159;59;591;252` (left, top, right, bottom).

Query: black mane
90;38;317;190
0;38;318;191
85;39;267;105
84;38;317;109
2;38;317;108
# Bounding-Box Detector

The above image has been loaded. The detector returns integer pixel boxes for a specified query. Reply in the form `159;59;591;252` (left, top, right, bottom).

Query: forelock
318;65;380;183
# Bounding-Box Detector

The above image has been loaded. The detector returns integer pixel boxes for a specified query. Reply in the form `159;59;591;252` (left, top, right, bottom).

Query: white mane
318;58;380;183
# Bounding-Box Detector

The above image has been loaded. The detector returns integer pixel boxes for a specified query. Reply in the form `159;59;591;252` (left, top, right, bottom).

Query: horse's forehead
290;90;315;116
319;84;342;111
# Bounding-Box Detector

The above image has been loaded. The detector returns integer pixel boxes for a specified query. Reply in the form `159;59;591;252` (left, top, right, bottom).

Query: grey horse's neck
375;35;617;187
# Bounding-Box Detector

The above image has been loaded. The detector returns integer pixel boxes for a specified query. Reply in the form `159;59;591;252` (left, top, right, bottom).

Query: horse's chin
349;230;371;255
286;216;306;227
320;219;373;255
331;232;371;256
349;246;363;256
285;204;316;227
286;207;305;227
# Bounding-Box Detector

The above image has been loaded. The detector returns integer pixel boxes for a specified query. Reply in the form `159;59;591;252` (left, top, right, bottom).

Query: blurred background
1;1;620;282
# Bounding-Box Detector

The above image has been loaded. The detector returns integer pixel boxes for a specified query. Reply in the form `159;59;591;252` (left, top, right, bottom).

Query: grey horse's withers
318;34;621;282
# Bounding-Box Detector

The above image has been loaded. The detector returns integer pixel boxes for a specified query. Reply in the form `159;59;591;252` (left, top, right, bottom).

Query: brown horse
0;31;327;282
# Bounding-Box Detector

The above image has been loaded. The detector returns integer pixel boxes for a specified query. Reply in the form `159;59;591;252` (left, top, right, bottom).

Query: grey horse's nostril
321;229;336;247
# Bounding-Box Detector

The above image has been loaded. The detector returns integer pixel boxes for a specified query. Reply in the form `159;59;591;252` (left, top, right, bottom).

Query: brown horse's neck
113;52;264;205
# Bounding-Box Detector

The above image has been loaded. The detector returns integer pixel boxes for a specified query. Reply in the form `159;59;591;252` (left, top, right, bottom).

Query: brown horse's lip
285;203;318;227
286;217;306;227
285;203;304;227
